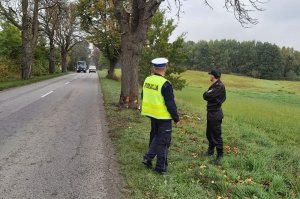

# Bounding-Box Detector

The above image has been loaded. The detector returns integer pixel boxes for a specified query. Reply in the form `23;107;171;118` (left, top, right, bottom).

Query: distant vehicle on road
76;61;87;73
89;65;97;73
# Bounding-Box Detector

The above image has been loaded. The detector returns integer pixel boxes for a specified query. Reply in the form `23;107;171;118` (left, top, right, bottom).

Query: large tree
112;0;265;108
56;2;81;73
0;0;40;79
40;0;62;74
256;42;282;79
77;0;120;79
112;0;161;108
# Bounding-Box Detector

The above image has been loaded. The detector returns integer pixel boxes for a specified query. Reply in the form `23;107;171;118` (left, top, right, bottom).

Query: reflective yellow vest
141;75;172;119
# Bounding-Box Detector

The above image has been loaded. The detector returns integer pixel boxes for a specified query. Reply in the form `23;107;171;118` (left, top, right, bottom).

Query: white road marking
65;82;70;85
41;91;54;98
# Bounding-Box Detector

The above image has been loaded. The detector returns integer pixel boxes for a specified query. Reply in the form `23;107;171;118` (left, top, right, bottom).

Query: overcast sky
162;0;300;51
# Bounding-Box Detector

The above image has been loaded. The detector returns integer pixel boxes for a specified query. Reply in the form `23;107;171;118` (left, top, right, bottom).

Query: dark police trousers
206;120;223;156
144;118;172;172
149;119;156;146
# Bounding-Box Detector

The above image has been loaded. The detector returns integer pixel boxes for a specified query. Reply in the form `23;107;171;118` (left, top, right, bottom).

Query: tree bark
49;38;56;74
21;0;31;79
61;48;68;73
21;40;33;79
21;0;39;79
119;33;144;108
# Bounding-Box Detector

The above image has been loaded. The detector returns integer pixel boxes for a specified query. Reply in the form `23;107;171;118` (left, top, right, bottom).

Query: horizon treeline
182;40;300;80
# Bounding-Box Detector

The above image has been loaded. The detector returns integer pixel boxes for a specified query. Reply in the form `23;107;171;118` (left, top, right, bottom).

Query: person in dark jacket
203;68;226;164
141;58;180;175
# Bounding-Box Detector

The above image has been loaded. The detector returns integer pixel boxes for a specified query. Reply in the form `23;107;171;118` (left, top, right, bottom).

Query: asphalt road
0;73;123;199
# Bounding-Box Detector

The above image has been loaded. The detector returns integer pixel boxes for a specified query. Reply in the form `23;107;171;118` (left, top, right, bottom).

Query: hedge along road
0;72;123;198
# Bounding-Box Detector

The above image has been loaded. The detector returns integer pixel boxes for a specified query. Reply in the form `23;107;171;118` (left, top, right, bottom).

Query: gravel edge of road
97;72;126;199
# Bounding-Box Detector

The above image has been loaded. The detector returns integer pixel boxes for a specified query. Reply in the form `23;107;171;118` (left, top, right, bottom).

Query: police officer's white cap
151;57;168;67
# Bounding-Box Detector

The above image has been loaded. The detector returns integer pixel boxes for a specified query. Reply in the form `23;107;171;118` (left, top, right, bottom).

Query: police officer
141;57;180;175
203;68;226;164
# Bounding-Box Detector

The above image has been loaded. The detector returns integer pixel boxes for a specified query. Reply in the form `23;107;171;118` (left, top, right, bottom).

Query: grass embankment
0;73;66;91
99;70;300;199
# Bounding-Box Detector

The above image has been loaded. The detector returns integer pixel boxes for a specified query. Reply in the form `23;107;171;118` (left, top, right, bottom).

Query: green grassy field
99;70;300;199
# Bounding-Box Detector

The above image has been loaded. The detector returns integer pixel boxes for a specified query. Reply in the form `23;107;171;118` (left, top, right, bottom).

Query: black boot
203;146;214;157
142;159;152;168
211;148;223;165
216;148;223;157
154;168;167;176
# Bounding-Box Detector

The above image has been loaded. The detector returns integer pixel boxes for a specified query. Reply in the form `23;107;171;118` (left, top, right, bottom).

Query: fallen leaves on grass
200;164;207;169
236;176;256;185
217;196;229;199
181;114;201;122
224;145;240;154
187;163;196;171
191;152;198;158
190;136;198;143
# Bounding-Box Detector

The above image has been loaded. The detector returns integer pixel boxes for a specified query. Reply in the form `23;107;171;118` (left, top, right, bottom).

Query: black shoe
202;152;214;157
142;159;152;168
154;168;167;176
211;155;223;165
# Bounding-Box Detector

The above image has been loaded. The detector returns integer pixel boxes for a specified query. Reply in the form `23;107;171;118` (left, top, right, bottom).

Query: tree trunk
119;34;143;108
49;38;56;74
61;48;68;73
20;0;39;79
21;0;32;79
106;59;117;79
112;0;161;108
21;40;33;79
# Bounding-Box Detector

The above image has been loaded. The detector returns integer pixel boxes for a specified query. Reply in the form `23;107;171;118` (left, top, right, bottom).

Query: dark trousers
144;118;172;172
206;120;223;156
149;119;155;146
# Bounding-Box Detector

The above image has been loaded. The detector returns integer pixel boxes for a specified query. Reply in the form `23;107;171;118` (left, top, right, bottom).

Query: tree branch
223;0;266;27
0;2;21;29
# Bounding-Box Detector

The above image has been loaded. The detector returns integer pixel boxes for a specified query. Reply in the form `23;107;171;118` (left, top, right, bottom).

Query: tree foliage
56;2;82;72
68;40;90;71
40;0;63;74
0;0;40;79
32;36;49;76
0;21;21;59
0;0;85;78
139;10;187;90
77;0;120;79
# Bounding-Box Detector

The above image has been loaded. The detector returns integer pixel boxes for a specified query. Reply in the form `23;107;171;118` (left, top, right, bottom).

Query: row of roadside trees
0;0;83;80
182;40;300;80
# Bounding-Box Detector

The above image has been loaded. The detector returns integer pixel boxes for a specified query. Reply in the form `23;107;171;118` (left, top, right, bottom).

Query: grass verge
98;70;300;199
0;73;67;91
